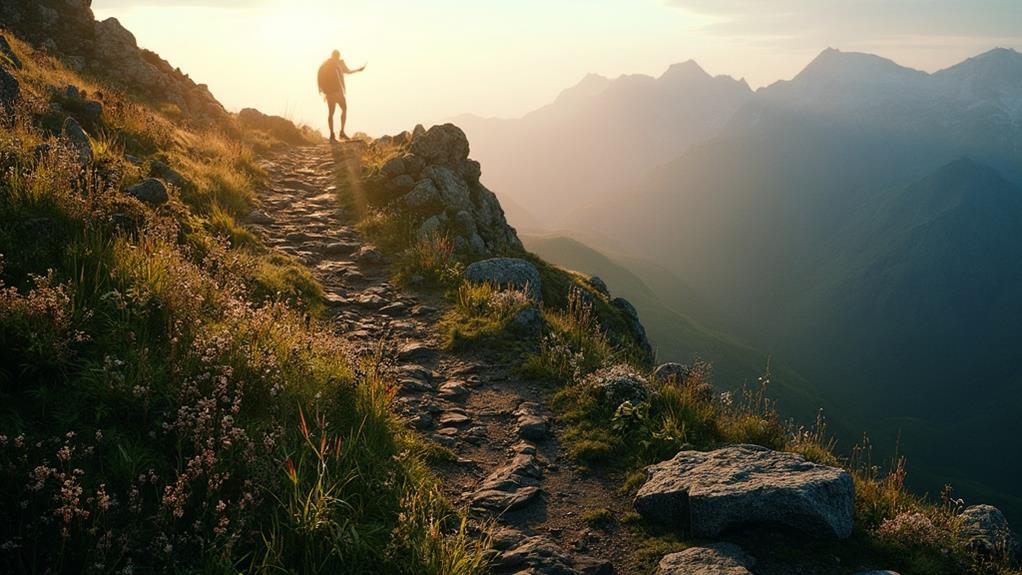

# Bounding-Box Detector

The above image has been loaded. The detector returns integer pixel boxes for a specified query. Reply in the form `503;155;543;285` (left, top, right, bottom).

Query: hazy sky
92;0;1022;136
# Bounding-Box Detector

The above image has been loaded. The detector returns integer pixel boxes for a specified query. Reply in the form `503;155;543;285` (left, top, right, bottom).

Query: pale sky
92;0;1022;136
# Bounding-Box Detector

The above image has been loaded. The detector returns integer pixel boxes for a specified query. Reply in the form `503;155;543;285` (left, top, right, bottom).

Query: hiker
317;50;366;141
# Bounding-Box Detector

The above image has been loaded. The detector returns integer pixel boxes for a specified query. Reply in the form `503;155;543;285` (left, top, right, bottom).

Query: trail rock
515;402;549;441
656;543;754;575
464;258;541;301
584;365;649;406
492;528;611;575
409;123;470;165
959;504;1020;559
397;341;435;362
355;245;383;264
634;444;854;539
125;179;169;205
471;452;542;512
438;380;469;400
246;209;274;224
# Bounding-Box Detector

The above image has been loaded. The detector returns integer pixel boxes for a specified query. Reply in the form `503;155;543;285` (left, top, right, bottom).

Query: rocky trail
251;143;642;575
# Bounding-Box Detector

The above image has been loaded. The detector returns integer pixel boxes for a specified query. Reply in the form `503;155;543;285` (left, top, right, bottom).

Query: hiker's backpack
317;61;335;94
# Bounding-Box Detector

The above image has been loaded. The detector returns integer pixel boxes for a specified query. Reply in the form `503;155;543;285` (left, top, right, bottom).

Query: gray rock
584;365;650;406
459;158;482;184
409;123;469;165
634;444;854;539
412;123;426;138
65;84;81;99
397;341;435;362
0;65;19;106
510;306;544;334
464;257;541;301
589;276;609;296
323;241;358;255
125;178;169;205
402;179;440;210
656;543;754;575
653;363;691;385
418;213;446;240
355;245;384;264
62;117;92;164
438;380;469;400
388;174;416;193
453;210;477;235
422;165;473;212
471;453;542;512
515;403;549;441
380;155;406;178
82;100;103;123
149;160;185;187
0;36;23;70
959;504;1020;559
246;209;274;224
439;412;471;426
611;296;653;359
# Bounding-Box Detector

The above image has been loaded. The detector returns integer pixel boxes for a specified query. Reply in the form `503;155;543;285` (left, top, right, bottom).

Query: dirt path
251;143;644;575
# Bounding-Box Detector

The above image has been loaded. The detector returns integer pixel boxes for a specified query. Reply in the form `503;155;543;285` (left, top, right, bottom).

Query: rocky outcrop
583;365;650;406
656;543;755;575
367;123;523;257
0;35;23;70
611;296;652;358
0;1;225;123
653;362;690;384
958;504;1020;559
634;444;854;539
463;257;541;301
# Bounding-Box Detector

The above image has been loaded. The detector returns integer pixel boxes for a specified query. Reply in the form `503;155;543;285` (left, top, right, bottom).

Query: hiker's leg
327;99;336;138
340;102;348;137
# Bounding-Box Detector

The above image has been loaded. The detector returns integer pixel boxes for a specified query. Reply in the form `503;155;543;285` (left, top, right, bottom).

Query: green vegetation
0;34;486;574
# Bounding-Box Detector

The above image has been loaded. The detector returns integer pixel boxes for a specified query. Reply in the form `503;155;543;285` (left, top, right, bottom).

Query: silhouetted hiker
318;50;366;142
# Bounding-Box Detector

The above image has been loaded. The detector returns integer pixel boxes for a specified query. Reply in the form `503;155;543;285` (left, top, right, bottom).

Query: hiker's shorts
326;92;347;110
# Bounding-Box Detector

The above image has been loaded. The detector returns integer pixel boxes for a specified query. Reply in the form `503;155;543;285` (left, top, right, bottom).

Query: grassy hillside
0;34;486;574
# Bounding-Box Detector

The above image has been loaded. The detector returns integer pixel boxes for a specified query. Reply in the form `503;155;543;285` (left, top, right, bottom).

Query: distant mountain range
453;60;753;228
464;47;1022;520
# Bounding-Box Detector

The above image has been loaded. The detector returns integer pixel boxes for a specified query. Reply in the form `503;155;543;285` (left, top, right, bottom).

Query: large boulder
656;543;755;575
584;365;650;406
634;444;854;539
464;257;541;301
958;504;1020;559
611;296;653;358
409;123;470;165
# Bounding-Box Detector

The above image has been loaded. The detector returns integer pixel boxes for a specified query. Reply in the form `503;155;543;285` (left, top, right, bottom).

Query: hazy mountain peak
553;72;613;105
798;47;926;83
660;59;710;82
